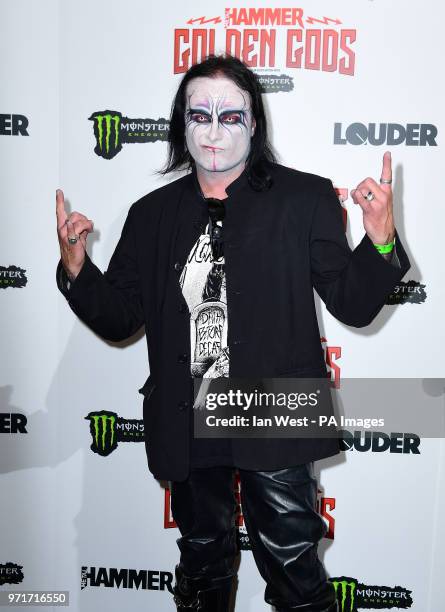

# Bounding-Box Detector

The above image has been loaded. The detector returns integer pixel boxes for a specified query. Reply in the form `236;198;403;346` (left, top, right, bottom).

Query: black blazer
57;162;411;481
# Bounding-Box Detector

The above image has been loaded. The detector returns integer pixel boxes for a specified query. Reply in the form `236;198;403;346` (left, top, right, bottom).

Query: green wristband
373;238;395;254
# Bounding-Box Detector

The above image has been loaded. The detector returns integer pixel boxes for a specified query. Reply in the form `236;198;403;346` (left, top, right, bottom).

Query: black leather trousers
170;463;337;611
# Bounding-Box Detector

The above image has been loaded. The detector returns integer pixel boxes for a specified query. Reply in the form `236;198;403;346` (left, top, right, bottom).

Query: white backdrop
1;1;444;611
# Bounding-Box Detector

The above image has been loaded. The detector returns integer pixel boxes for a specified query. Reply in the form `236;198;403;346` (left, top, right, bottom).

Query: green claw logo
89;112;122;159
86;411;118;456
331;578;357;612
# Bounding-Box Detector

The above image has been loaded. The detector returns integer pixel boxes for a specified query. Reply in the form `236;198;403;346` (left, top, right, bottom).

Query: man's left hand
351;151;395;245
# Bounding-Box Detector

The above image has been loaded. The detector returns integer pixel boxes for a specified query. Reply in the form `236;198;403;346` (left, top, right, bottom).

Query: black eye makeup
219;111;244;125
187;110;212;123
186;108;247;128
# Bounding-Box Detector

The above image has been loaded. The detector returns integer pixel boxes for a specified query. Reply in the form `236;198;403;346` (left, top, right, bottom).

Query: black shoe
173;564;235;611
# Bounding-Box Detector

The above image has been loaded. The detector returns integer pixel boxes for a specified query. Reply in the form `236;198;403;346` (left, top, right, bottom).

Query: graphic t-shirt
179;217;233;467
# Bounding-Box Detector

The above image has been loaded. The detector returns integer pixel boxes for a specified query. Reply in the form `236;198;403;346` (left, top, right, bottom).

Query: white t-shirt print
179;220;230;379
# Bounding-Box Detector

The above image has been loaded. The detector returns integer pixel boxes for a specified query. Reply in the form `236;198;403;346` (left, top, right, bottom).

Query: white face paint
184;75;255;174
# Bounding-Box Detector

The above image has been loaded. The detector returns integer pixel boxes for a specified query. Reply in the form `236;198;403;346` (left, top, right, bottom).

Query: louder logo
0;114;29;136
339;430;420;454
334;123;438;146
0;413;28;433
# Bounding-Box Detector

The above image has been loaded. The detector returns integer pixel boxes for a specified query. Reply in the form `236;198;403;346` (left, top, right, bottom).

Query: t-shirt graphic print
179;219;230;379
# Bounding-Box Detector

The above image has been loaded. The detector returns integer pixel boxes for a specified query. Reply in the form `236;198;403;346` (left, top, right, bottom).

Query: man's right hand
56;189;94;280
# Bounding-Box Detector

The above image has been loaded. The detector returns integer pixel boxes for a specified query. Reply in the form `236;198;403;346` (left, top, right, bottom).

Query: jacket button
177;353;188;363
174;261;183;272
178;400;189;411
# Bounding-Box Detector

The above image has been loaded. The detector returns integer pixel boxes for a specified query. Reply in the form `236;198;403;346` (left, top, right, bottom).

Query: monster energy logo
0;265;27;289
0;563;24;586
331;578;356;612
385;280;426;305
257;73;294;93
329;576;413;610
85;411;145;456
89;109;169;159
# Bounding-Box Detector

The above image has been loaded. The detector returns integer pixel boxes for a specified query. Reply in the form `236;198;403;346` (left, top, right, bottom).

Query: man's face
184;75;256;173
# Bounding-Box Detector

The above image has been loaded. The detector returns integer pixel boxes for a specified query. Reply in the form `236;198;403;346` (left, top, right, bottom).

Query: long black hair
158;54;277;191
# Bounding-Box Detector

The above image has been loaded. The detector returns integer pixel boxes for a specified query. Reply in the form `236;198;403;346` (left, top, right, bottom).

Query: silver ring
380;178;392;184
68;235;78;245
365;191;375;202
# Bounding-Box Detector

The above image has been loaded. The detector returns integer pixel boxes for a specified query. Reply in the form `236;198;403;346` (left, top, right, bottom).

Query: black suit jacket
57;162;410;481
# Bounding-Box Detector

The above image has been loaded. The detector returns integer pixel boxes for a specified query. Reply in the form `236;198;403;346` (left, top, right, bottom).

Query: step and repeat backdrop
1;0;444;610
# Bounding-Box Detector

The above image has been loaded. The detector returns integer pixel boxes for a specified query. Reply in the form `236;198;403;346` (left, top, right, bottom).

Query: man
56;55;410;612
